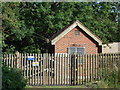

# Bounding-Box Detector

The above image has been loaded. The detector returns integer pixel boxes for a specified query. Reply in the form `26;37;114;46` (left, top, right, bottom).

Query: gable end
51;20;102;45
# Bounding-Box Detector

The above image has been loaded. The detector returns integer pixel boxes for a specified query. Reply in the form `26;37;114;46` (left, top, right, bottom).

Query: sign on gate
27;56;34;60
33;62;39;66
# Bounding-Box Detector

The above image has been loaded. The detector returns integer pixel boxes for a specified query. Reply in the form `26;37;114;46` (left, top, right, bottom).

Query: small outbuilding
50;20;103;54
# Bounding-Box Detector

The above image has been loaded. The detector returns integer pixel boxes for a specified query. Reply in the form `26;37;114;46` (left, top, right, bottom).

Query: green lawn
25;85;86;88
25;81;120;88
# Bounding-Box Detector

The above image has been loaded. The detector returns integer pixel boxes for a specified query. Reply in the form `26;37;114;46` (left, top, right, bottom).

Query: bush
104;70;120;88
99;68;120;88
2;65;27;90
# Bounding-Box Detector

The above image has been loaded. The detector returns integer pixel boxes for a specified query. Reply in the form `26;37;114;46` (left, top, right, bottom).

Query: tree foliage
2;2;119;53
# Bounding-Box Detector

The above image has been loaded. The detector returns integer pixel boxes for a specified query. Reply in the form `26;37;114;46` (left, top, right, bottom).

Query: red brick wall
54;27;99;54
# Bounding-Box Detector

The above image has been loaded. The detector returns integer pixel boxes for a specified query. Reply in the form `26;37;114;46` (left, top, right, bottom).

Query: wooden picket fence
2;53;120;85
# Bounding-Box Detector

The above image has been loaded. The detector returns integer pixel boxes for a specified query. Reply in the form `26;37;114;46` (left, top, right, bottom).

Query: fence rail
2;53;120;85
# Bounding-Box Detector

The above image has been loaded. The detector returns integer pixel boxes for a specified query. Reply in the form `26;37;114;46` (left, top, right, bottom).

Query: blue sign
27;56;34;60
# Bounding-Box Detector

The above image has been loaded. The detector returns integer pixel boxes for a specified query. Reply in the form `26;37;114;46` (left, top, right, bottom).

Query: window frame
68;47;85;55
68;47;85;65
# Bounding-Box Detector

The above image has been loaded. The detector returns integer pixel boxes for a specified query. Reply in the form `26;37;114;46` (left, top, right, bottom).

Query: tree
2;2;119;53
2;2;35;53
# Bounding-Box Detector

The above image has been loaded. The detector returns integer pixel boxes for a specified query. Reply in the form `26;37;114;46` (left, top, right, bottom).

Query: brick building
50;20;103;54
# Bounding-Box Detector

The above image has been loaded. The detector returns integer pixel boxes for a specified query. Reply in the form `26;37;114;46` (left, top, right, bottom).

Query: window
68;47;85;55
77;48;84;55
75;30;80;35
68;47;85;65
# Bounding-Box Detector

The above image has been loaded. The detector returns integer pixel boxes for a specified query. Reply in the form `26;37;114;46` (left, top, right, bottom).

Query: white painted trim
51;20;102;45
51;23;77;45
77;22;102;45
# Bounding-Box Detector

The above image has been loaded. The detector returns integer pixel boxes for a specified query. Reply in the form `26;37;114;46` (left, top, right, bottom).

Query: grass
25;81;120;88
25;85;86;88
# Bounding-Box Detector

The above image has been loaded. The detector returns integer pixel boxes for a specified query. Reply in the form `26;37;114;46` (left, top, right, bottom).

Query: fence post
15;51;21;68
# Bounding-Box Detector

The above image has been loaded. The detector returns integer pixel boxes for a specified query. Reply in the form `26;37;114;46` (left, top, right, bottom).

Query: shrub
2;65;27;90
98;68;120;88
104;70;120;88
